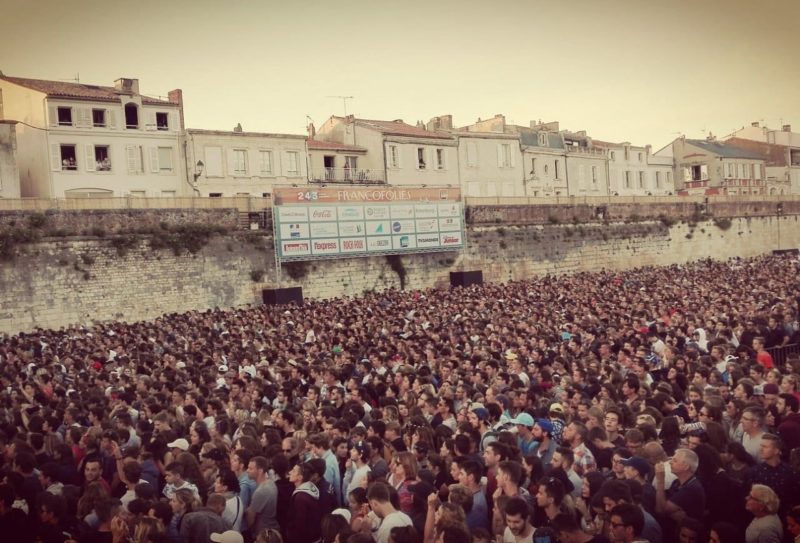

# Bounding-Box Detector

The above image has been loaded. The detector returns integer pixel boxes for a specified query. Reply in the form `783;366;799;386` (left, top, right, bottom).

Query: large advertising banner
273;186;465;261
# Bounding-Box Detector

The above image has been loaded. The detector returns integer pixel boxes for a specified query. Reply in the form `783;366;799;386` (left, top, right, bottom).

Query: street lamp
193;160;205;182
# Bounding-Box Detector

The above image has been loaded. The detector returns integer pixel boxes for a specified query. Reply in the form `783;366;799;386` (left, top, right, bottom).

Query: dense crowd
1;254;800;543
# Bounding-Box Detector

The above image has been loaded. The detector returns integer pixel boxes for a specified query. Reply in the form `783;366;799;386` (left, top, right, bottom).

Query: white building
0;74;185;198
316;115;457;186
307;136;377;184
592;140;674;196
0;120;21;198
184;127;307;197
725;121;800;147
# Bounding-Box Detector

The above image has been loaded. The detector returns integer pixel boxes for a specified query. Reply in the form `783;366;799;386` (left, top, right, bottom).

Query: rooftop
339;116;453;140
186;128;306;140
686;139;763;160
724;137;795;167
307;139;367;152
0;75;177;106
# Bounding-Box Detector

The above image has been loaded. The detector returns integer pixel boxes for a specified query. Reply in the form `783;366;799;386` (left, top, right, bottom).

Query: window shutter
395;146;402;169
149;147;159;172
227;149;238;176
700;164;708;180
466;142;475;167
145;110;157;131
84;144;95;172
683;167;691;182
497;144;503;167
509;145;516;168
78;108;91;128
48;106;58;127
427;148;434;171
126;145;140;174
50;144;62;171
169;111;179;132
107;109;116;129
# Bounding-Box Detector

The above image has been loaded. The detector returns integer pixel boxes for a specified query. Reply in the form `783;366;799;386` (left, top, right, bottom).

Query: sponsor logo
399;236;409;248
342;239;365;251
392;221;402;233
418;236;438;243
314;241;337;251
339;208;361;219
283;242;309;253
312;209;333;219
289;224;302;238
375;224;384;233
441;235;461;245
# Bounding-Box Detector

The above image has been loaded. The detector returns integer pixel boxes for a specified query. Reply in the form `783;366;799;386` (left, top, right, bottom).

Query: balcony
566;146;606;157
310;168;385;184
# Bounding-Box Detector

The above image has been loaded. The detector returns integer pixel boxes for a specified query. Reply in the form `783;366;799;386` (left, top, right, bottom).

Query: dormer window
57;107;73;126
156;112;169;130
124;103;139;129
538;133;547;146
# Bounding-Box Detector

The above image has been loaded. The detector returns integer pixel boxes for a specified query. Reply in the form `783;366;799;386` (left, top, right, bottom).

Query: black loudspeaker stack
449;270;483;288
262;287;304;306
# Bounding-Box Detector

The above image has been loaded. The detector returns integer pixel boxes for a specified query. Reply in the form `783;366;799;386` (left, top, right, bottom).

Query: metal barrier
766;343;800;367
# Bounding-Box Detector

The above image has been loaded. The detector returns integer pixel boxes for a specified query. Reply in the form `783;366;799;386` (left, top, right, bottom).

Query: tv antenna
328;95;354;117
59;72;80;83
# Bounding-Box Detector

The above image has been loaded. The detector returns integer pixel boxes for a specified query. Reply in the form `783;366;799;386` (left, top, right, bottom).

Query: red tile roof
343;117;453;140
307;139;367;152
0;75;177;106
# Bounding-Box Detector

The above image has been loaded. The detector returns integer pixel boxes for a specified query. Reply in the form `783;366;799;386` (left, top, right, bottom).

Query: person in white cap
210;530;244;543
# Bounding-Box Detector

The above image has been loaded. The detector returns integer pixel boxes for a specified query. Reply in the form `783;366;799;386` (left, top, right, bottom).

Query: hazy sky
2;0;798;150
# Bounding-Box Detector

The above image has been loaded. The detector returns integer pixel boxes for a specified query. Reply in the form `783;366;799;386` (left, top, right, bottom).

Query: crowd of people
0;253;799;543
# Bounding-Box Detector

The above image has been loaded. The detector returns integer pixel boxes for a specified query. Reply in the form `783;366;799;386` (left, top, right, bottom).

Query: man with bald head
641;442;676;488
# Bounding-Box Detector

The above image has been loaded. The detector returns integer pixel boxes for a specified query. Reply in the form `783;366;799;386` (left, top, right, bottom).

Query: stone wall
0;211;798;334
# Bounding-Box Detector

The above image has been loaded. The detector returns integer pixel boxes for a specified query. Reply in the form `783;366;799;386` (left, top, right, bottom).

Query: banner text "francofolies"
336;190;412;202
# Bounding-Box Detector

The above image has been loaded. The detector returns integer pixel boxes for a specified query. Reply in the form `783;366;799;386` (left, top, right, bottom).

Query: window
610;151;616;161
124;103;139;129
538;133;547;146
57;107;73;126
156;112;169;130
666;172;672;184
285;151;299;174
741;163;750;179
754;164;761;179
638;152;643;162
655;171;662;188
92;109;106;127
344;156;357;180
435;148;445;170
530;158;537;175
126;145;143;174
727;163;734;178
690;164;708;181
60;145;77;170
158;147;173;172
94;145;111;171
233;149;247;175
638;171;645;188
544;164;549;175
259;150;273;175
209;193;223;198
498;144;512;168
592;166;597;185
624;147;630;161
554;160;560;179
389;145;400;168
417;147;427;169
625;171;632;188
466;142;477;167
205;147;223;177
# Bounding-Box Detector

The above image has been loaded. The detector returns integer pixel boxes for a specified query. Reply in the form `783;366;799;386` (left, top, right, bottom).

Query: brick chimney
114;78;139;95
751;121;760;127
234;123;243;133
168;89;184;130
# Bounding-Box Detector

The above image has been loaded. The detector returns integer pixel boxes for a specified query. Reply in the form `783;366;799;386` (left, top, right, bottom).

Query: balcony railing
310;168;385;184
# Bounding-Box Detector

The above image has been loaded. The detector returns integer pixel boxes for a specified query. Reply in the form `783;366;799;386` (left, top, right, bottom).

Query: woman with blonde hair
745;484;782;543
168;488;197;542
132;516;164;543
390;451;419;514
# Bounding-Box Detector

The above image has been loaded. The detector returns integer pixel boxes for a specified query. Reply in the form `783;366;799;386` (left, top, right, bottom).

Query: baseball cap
549;403;565;414
535;419;554;435
167;438;190;451
621;456;651;477
472;407;489;421
511;413;535;428
332;508;352;523
210;531;244;543
217;365;228;373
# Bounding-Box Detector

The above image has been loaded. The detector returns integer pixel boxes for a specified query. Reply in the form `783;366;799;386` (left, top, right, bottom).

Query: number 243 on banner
296;191;320;201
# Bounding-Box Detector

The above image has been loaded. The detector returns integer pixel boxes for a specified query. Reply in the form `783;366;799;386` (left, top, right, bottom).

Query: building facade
724;137;798;195
184;128;307;197
0;75;184;197
670;137;766;195
593;140;674;196
0;120;22;198
307;137;377;184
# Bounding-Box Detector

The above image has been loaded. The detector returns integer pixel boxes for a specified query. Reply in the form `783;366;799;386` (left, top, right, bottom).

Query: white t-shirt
375;510;412;543
502;525;533;543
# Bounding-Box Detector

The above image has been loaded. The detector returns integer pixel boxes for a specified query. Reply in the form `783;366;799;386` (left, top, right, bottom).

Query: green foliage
283;261;309;281
0;227;41;261
658;214;677;227
713;217;733;230
27;213;47;229
250;269;265;282
141;223;228;255
110;234;140;257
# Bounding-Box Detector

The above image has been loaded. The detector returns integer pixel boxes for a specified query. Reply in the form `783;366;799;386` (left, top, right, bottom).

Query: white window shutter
169;111;179;132
396;146;402;169
50;144;62;171
466;142;475;167
107;109;116;129
509;146;516;168
497;144;503;167
701;164;708;180
84;144;95;172
79;108;91;128
228;149;238;176
427;148;434;171
683;167;691;182
146;110;157;131
48;106;58;127
149;147;160;172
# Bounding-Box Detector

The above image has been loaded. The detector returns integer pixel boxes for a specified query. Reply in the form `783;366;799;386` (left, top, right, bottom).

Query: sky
2;0;798;150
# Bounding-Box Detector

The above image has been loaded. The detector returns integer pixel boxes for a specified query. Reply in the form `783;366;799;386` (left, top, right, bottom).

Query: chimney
783;124;792;132
307;122;316;138
345;114;355;123
168;89;184;130
751;121;760;128
233;123;243;133
114;78;139;95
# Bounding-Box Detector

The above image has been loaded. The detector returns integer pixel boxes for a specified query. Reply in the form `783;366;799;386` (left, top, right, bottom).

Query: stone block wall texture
0;211;798;334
